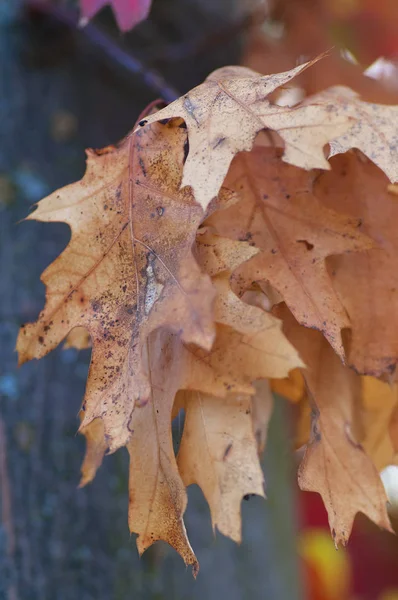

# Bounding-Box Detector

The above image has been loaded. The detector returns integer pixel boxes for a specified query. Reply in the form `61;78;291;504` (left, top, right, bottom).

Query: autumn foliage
17;54;398;572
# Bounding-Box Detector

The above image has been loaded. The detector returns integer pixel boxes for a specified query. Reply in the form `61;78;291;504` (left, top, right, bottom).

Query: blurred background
1;1;398;598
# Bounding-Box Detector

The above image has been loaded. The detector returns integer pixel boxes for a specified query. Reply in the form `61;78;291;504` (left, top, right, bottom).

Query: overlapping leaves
17;58;398;570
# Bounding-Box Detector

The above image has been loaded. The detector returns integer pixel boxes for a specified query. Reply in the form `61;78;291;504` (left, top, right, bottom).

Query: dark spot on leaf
297;239;314;251
213;137;226;149
243;494;255;501
139;157;146;176
91;300;101;312
223;442;233;460
183;138;189;164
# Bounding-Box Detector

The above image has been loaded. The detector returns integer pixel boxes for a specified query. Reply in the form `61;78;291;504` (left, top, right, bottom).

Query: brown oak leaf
137;58;352;209
127;329;198;574
206;148;373;358
17;121;216;452
322;87;398;182
278;306;392;546
78;233;302;568
125;300;300;567
210;273;304;380
178;390;264;542
316;151;398;377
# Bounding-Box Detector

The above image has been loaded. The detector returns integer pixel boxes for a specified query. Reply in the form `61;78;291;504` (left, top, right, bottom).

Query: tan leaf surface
211;274;304;380
64;326;91;350
207;148;373;357
316;151;398;376
195;229;259;277
79;417;107;487
278;306;391;545
125;293;299;566
137;59;352;209
78;228;302;514
390;405;398;455
17;121;215;451
178;390;264;542
271;368;305;404
81;317;289;567
127;330;198;574
320;87;398;183
183;321;295;398
124;250;302;567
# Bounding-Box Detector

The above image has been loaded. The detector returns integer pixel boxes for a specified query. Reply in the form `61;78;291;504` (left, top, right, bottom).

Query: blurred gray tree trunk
0;1;303;598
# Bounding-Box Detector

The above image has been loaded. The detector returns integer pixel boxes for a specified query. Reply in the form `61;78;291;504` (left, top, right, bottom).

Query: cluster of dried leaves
17;54;398;572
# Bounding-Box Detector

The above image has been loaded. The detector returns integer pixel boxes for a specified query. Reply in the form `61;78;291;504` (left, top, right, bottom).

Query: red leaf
80;0;152;31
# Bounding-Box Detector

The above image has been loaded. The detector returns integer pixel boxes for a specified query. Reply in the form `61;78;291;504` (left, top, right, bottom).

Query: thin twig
26;1;179;103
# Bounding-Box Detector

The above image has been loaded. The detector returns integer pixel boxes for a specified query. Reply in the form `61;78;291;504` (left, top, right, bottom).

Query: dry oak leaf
319;87;398;183
78;321;273;571
77;231;302;487
195;231;304;381
278;306;391;546
125;312;296;568
137;58;353;210
206;147;373;358
17;121;216;452
126;304;298;568
76;225;303;566
178;390;265;543
79;277;301;566
195;228;259;277
211;273;304;381
316;151;398;377
127;329;198;574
